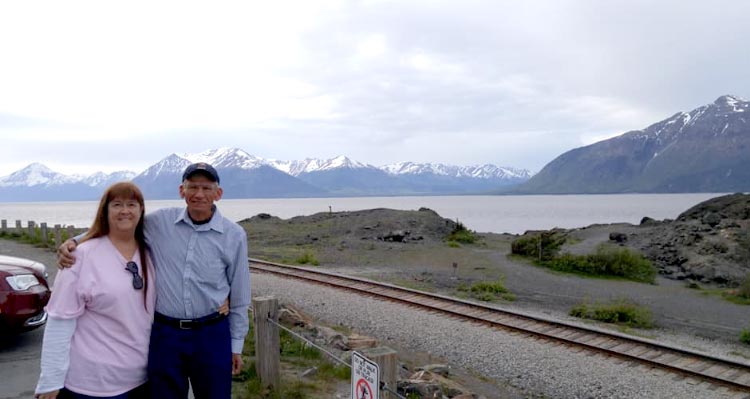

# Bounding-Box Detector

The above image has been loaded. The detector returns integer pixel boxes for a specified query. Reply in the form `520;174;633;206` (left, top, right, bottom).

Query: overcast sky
1;0;749;176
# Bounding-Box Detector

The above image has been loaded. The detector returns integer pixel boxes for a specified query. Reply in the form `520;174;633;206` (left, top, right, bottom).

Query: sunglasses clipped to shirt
125;261;144;290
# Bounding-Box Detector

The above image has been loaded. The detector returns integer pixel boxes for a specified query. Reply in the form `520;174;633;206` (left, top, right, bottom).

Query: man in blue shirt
58;163;251;398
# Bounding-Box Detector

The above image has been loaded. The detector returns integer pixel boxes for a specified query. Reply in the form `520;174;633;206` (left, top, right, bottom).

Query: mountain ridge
514;95;750;194
0;150;528;201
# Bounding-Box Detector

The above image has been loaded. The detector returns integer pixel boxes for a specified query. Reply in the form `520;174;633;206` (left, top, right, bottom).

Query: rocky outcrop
627;193;750;285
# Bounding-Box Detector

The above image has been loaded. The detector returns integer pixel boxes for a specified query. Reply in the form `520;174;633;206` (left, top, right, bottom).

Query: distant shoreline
0;193;727;235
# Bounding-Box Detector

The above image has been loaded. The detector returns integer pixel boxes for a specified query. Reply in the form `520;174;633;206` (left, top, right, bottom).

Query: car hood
0;255;47;276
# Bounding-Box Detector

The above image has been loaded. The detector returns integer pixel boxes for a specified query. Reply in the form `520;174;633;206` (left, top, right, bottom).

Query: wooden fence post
16;220;22;233
54;225;62;248
253;296;280;389
40;223;48;247
361;347;398;399
1;219;6;234
66;226;75;241
27;221;35;238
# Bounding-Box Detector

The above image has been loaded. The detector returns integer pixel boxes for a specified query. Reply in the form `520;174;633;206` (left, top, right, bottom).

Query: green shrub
511;232;565;261
447;221;477;244
464;279;515;302
544;246;656;283
741;329;750;345
569;299;654;328
446;240;460;248
470;280;509;295
296;251;320;266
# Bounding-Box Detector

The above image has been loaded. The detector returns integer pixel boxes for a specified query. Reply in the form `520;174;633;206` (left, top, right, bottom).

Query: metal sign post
351;351;380;399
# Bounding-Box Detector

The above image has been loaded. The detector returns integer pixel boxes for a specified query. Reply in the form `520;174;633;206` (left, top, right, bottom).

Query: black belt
154;312;226;330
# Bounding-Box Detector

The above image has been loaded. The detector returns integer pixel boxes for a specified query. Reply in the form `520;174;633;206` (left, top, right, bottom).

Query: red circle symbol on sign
355;378;373;399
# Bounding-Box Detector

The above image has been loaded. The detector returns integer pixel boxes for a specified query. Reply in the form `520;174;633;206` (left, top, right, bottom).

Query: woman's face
107;196;142;234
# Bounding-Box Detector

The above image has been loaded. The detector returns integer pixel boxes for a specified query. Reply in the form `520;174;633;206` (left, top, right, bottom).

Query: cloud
1;0;749;175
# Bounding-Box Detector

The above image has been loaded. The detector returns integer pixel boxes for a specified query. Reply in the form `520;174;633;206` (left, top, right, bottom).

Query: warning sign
351;351;379;399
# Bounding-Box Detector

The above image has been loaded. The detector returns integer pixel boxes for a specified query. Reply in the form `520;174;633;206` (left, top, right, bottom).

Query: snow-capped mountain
0;163;80;187
382;162;531;180
81;171;137;187
183;147;265;169
0;146;531;201
518;95;750;193
269;155;372;176
0;163;138;201
0;163;135;188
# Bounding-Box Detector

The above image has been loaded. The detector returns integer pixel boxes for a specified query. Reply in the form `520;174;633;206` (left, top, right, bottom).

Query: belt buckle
179;319;192;330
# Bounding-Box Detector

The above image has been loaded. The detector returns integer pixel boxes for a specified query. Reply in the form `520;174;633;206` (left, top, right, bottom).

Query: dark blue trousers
147;317;232;399
58;384;149;399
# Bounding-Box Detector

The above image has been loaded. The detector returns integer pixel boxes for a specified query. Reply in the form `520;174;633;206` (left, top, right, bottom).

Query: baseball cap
182;162;220;184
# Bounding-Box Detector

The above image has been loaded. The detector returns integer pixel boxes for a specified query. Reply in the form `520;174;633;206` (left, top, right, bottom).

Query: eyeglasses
125;261;144;290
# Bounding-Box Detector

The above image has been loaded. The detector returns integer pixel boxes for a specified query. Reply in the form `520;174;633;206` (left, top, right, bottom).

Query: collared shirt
144;206;251;354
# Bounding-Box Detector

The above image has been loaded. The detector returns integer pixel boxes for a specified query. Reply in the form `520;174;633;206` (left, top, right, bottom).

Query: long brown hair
81;181;149;308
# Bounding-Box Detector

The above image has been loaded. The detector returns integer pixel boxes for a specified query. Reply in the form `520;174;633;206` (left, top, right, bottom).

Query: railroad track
249;258;750;393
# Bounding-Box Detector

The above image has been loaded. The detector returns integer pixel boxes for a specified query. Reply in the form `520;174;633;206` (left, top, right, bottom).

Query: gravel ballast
252;273;748;399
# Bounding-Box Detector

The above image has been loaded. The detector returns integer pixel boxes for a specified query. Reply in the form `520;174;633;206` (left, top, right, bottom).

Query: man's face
179;174;223;216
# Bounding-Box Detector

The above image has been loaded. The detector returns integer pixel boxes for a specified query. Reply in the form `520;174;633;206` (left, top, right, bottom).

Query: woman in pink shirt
36;182;155;399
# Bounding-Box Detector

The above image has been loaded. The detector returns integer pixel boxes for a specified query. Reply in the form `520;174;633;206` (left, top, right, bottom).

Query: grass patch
446;240;461;248
701;276;750;305
721;292;750;305
741;329;750;345
390;277;437;293
698;288;750;305
1;226;82;248
457;278;515;302
569;299;654;328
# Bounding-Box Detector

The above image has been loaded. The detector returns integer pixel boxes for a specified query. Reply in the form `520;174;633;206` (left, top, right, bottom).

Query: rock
416;364;450;377
300;367;318;378
640;216;659;226
444;386;468;397
379;230;410;242
279;304;314;327
609;232;627;243
315;326;349;350
398;379;443;398
702;212;722;227
347;333;377;350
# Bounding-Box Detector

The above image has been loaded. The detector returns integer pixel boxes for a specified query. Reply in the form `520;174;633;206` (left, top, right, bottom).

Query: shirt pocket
199;256;228;290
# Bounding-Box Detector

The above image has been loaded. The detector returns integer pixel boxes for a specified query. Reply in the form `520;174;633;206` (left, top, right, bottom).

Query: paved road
1;328;45;399
0;239;57;399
